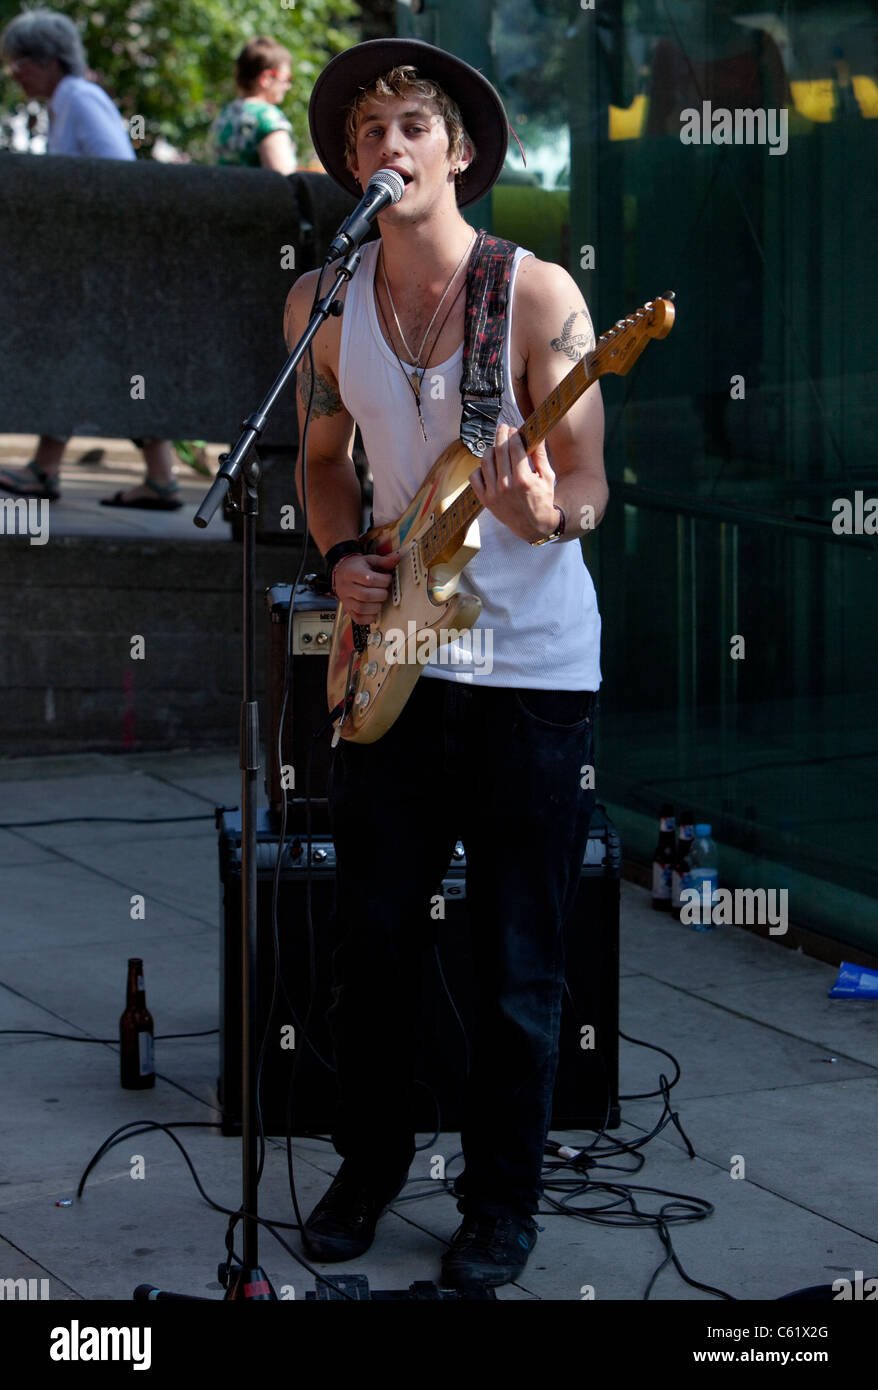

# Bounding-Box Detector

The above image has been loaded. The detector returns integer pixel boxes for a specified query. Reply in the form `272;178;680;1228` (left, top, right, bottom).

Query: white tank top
337;238;601;690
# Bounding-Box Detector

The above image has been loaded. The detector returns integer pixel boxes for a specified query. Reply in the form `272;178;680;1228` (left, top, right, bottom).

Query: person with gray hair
1;8;132;159
1;6;86;73
0;8;182;508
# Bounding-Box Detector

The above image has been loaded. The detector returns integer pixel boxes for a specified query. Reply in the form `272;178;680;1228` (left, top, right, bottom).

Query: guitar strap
459;229;520;458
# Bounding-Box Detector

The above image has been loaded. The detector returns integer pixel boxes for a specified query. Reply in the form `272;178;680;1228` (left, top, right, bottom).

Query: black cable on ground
0;815;212;828
0;1028;217;1042
22;1011;737;1299
75;1120;357;1300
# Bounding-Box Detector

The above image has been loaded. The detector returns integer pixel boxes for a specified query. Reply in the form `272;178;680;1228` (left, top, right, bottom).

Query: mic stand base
225;1264;278;1301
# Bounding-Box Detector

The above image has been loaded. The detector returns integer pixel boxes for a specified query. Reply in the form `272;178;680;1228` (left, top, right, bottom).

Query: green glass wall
400;0;878;955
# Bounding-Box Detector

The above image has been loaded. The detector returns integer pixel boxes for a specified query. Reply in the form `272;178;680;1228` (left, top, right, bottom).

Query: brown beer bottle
651;804;676;911
120;957;155;1089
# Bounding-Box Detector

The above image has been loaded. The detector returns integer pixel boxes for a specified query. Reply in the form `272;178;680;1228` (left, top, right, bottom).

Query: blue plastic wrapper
828;961;878;999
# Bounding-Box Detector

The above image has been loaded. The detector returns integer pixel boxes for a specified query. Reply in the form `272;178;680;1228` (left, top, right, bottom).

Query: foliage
0;0;361;160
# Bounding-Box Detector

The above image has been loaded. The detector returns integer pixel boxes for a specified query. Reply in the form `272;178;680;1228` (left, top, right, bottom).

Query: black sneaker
302;1162;408;1262
440;1213;538;1289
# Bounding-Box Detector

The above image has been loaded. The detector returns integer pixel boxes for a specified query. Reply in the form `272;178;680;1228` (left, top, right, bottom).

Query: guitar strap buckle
460;229;519;458
460;398;502;458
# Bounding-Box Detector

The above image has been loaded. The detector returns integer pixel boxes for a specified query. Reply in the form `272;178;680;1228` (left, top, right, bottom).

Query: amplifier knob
315;631;329;646
312;847;328;863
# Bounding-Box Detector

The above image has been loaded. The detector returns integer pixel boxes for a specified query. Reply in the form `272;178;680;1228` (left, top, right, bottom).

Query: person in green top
212;35;297;173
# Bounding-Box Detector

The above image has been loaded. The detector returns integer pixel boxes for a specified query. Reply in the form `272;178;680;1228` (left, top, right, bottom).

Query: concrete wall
0;157;357;443
1;534;300;755
0;158;359;754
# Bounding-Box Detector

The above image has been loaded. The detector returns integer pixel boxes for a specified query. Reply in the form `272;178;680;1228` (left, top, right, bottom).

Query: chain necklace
379;228;476;403
376;277;467;443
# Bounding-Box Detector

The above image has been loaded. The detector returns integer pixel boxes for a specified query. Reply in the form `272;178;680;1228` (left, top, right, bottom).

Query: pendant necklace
378;230;476;438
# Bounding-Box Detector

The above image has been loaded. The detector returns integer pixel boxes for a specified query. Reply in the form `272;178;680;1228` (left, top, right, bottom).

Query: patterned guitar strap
459;229;520;457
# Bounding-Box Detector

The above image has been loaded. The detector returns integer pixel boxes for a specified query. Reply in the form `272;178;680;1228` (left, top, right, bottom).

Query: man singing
284;38;607;1290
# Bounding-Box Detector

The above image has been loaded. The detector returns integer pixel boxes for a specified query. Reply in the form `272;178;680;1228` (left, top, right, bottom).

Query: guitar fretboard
417;296;673;565
419;353;595;565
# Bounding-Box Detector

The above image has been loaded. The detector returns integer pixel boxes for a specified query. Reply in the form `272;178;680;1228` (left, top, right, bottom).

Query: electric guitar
327;293;676;743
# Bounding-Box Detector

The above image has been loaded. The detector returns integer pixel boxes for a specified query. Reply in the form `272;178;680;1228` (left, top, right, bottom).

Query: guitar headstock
589;293;676;379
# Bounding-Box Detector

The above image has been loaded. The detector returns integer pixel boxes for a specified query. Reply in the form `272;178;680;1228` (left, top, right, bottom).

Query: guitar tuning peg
662;290;676;301
644;300;653;310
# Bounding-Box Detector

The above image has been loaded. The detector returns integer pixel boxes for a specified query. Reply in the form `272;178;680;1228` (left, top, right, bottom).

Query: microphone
327;168;406;260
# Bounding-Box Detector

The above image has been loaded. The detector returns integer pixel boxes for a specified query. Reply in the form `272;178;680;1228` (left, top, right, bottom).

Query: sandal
100;477;183;511
0;460;61;501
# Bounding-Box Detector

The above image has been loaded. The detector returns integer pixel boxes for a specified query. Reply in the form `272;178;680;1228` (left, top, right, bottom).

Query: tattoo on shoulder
550;310;595;362
297;359;343;418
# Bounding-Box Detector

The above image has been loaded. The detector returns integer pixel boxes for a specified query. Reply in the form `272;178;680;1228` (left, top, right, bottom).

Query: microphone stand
134;245;362;1302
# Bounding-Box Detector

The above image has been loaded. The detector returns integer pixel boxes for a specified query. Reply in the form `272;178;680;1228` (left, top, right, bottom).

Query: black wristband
324;539;363;575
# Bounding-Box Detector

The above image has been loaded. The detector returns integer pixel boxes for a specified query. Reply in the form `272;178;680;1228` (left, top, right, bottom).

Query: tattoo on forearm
550;310;595;361
297;360;344;417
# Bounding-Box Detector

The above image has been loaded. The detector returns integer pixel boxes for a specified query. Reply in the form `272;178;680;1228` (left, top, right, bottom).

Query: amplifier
217;805;621;1136
265;580;338;816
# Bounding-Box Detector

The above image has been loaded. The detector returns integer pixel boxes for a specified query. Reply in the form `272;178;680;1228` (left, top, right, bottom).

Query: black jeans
326;676;597;1219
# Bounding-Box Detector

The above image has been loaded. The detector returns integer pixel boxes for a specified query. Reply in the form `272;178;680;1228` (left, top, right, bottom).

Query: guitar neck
419;353;597;566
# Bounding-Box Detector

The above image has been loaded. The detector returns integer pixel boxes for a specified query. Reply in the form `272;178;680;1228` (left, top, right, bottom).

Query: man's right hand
332;551;400;625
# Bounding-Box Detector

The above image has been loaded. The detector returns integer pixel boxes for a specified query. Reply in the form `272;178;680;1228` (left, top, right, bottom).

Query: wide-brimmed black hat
308;38;509;208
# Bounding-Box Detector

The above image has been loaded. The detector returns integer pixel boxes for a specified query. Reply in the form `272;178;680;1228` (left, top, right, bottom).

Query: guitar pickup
391;564;401;606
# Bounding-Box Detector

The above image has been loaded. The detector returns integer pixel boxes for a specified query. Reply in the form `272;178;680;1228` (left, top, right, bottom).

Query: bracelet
324;539;363;597
529;504;566;547
325;538;362;573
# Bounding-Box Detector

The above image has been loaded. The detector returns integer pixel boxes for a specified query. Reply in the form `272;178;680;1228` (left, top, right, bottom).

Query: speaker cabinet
218;806;621;1136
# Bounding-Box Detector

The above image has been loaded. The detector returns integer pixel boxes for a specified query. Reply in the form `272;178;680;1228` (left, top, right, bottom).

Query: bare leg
0;436;66;495
107;439;180;504
32;437;67;475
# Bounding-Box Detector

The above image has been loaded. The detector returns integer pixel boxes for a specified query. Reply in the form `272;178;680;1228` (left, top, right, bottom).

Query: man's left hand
469;422;559;543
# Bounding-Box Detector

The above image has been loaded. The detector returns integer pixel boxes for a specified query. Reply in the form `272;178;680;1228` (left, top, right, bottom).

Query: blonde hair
343;65;475;174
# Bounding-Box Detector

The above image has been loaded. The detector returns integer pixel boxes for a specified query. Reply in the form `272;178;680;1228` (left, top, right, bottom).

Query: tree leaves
0;0;359;160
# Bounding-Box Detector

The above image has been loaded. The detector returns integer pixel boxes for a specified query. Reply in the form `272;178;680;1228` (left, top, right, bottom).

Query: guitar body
327;437;483;743
325;292;675;744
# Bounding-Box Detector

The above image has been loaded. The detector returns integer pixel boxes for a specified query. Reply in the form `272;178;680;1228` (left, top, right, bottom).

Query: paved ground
0;435;229;540
1;748;876;1305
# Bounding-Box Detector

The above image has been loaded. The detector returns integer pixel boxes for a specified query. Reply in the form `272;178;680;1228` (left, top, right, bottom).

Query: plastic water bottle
688;824;719;932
